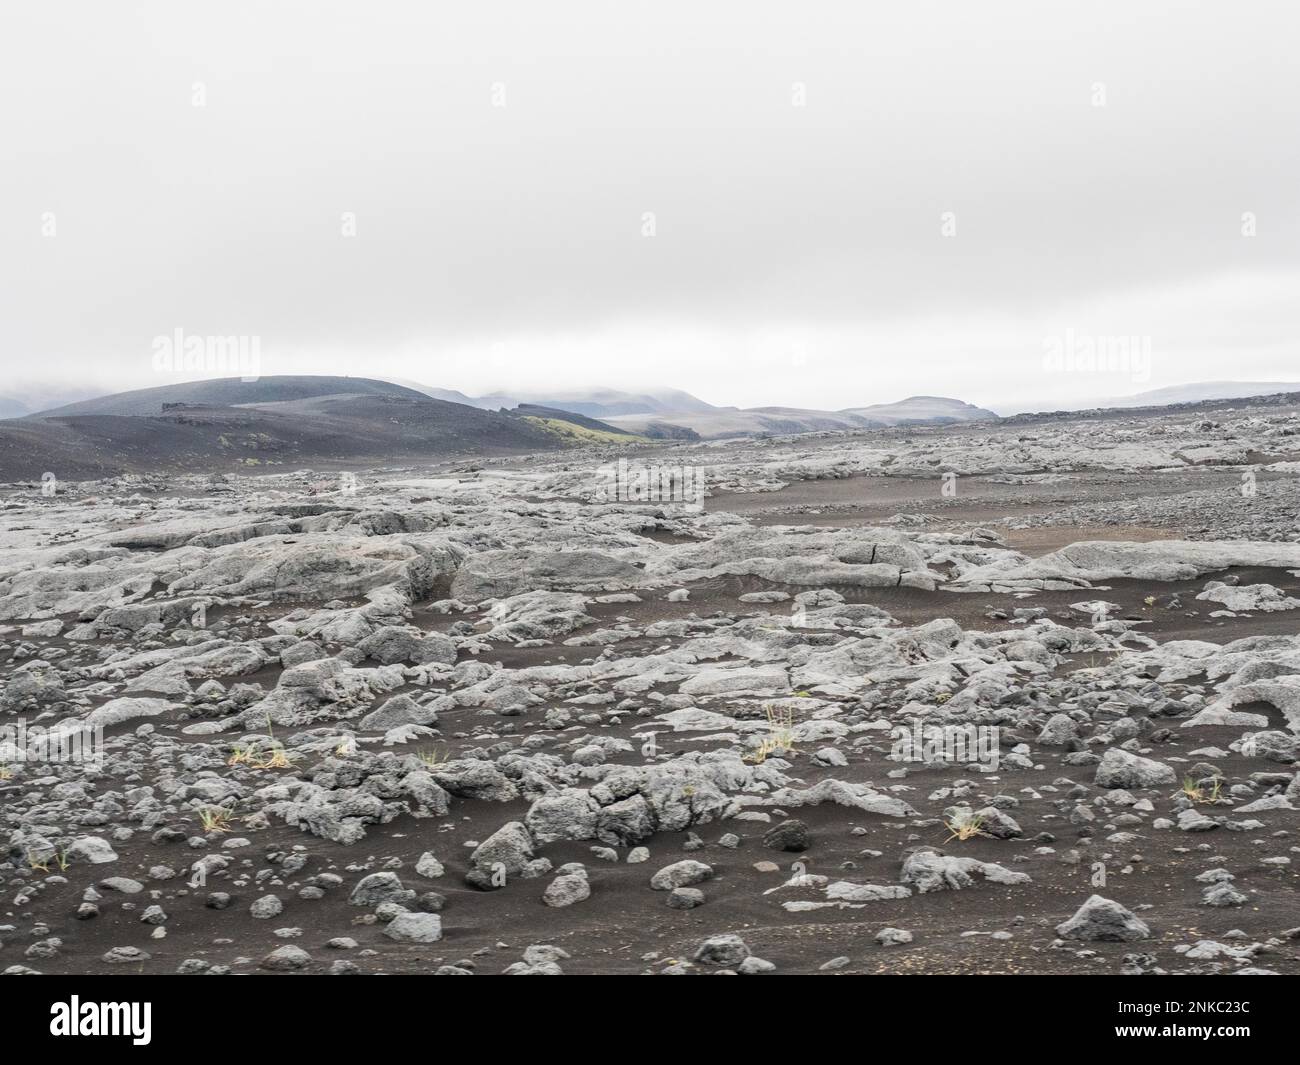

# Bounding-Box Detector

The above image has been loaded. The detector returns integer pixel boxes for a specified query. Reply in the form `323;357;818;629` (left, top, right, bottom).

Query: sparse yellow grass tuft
0;765;13;782
943;814;987;843
1077;649;1125;671
251;748;295;770
1180;776;1222;805
231;743;294;769
744;704;798;765
26;848;69;873
197;806;234;834
417;747;449;769
228;713;298;770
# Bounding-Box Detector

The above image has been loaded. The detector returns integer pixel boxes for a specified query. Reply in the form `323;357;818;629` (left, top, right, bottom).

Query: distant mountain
0;387;104;419
999;387;1300;427
1103;381;1300;408
843;396;998;425
420;387;482;406
393;384;714;417
391;385;676;440
383;379;481;406
605;396;996;439
999;380;1300;416
33;376;425;418
471;387;717;418
1;376;566;480
395;382;994;439
3;374;1001;475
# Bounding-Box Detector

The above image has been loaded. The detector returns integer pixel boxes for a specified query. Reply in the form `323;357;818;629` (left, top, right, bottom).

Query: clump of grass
1076;649;1124;671
230;744;295;769
417;747;449;769
197;806;235;834
0;765;13;782
251;748;295;770
943;813;987;843
1180;776;1223;805
231;713;297;770
26;848;70;873
744;704;797;765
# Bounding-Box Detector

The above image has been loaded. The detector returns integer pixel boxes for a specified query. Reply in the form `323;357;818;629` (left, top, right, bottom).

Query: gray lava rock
102;946;151;964
650;859;714;891
383;912;443;943
763;819;810;852
415;852;445;879
1055;895;1151;941
466;821;536;890
667;887;705;909
543;870;591;908
1095;749;1176;790
694;934;751;966
250;895;284;919
67;836;119;864
349;871;413;908
1037;713;1079;748
261;945;312;971
1203;883;1248;908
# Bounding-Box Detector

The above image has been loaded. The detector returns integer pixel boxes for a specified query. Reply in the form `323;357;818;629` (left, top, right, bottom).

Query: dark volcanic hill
32;375;424;418
0;377;565;481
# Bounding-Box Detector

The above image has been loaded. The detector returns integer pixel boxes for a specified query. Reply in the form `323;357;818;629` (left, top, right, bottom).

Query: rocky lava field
3;397;1300;975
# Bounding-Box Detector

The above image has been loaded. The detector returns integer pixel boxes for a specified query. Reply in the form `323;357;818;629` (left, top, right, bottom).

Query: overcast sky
3;1;1297;413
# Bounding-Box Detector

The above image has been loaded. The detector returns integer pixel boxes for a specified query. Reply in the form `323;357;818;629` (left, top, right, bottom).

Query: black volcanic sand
708;469;1258;534
23;748;1296;977
13;559;1300;976
6;450;1300;976
18;707;1298;976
